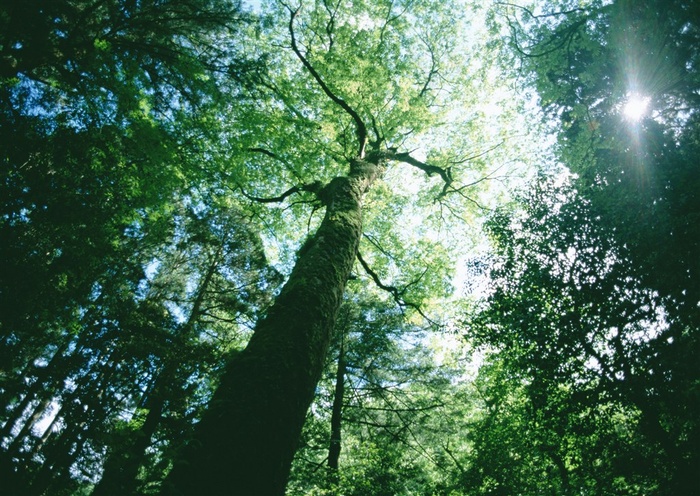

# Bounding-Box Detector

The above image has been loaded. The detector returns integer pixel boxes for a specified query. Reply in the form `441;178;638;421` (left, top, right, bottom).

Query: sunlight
623;93;650;121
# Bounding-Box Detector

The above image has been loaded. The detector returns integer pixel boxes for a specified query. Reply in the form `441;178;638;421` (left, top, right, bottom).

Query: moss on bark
163;158;383;496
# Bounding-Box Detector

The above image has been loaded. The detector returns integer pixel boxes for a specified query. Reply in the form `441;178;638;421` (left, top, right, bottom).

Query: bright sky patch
623;94;650;121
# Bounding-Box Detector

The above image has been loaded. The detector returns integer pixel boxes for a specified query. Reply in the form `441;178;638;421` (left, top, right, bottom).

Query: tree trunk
94;247;223;496
91;390;166;496
0;339;71;443
5;397;52;457
163;157;383;495
327;338;346;472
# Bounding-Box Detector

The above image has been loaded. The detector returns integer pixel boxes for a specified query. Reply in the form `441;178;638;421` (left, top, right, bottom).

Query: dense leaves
467;1;700;494
0;1;277;493
469;178;699;494
1;0;698;494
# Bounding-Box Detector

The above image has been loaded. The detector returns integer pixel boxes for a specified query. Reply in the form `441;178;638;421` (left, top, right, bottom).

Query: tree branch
237;180;323;204
392;151;453;197
449;140;505;165
286;5;368;158
417;33;439;98
495;2;589;20
238;185;300;203
248;146;304;181
356;251;439;326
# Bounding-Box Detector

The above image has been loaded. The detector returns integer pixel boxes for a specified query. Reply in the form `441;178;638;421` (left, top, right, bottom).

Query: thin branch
248;146;282;161
237;180;323;204
451;162;508;192
286;5;368;157
449;140;505;165
443;442;467;475
344;403;444;413
248;146;303;181
495;2;589;20
322;0;342;51
238;185;300;203
363;233;395;260
356;251;439;327
417;33;439;98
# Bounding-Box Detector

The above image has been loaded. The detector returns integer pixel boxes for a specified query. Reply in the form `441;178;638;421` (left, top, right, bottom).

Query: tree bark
163;157;383;495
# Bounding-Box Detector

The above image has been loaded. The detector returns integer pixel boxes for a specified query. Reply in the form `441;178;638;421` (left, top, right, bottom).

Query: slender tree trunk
163;157;383;495
0;339;71;443
30;405;62;457
29;349;118;495
94;248;222;496
328;338;346;472
91;386;166;496
28;423;84;496
5;397;51;456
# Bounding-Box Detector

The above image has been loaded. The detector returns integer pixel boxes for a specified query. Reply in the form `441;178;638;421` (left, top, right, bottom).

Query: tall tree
92;199;281;496
162;0;515;493
0;0;264;493
0;0;255;392
470;1;700;492
468;178;686;494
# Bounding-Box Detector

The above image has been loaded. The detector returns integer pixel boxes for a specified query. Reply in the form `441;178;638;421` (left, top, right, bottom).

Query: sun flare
623;94;651;121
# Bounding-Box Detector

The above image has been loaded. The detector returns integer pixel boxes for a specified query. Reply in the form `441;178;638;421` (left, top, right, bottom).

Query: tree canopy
1;0;698;495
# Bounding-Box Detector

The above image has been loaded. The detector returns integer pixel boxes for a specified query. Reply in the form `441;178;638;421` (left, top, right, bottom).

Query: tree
0;0;256;367
0;1;268;493
91;199;281;496
0;0;255;389
0;0;560;493
287;295;465;495
162;0;515;493
467;1;700;491
0;194;279;494
468;178;680;494
494;0;700;302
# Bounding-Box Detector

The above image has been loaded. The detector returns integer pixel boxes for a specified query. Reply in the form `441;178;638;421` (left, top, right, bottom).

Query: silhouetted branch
356;251;439;326
286;4;368;157
392;151;453;197
495;2;588;20
239;185;300;203
238;180;323;204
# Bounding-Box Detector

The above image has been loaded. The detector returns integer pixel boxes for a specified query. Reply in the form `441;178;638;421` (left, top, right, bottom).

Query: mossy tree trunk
163;157;384;495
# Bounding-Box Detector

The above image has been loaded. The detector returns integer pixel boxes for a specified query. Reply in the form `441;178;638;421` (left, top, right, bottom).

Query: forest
1;0;698;494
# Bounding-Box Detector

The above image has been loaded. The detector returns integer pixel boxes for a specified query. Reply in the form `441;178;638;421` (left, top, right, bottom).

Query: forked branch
392;152;453;197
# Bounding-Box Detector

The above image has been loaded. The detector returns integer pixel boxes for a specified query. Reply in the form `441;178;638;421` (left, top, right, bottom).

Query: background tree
287;295;468;495
468;178;685;494
0;0;279;493
467;0;700;493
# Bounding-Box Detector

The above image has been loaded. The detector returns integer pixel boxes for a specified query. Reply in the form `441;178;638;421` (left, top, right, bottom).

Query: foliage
4;0;697;494
288;295;471;496
468;1;700;493
0;1;280;493
467;178;697;494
